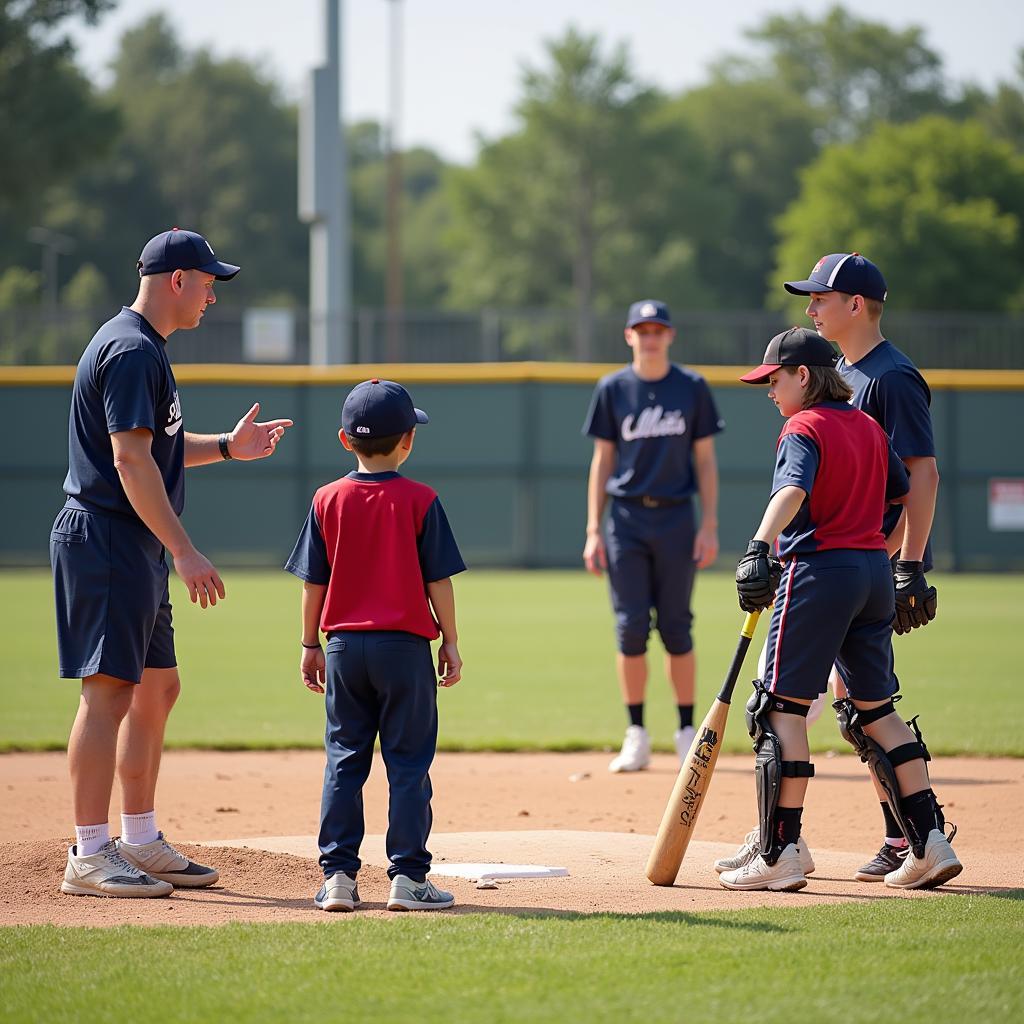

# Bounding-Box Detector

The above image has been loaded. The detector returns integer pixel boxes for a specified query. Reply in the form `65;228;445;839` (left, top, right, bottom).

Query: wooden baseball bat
645;610;761;886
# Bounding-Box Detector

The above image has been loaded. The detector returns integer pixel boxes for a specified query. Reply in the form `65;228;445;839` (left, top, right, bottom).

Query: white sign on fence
988;478;1024;531
243;308;295;363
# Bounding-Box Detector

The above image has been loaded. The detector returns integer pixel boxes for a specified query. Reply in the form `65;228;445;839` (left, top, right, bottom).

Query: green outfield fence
2;363;1023;570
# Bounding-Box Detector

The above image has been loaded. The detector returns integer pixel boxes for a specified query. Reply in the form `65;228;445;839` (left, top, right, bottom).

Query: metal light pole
27;227;75;312
385;0;404;362
299;0;351;364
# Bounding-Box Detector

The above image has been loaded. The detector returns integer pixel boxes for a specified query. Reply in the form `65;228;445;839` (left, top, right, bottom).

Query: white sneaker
719;843;807;892
314;871;361;911
673;725;697;763
713;826;816;875
61;841;173;898
608;725;651;773
116;832;219;888
387;875;455;911
884;828;962;890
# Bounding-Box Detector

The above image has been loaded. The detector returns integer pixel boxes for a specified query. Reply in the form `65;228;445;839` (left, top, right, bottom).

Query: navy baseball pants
319;630;438;882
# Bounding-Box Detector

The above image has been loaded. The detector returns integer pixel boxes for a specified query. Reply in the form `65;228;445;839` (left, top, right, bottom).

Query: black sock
881;801;905;841
677;704;694;730
627;703;644;728
772;807;803;859
899;788;943;849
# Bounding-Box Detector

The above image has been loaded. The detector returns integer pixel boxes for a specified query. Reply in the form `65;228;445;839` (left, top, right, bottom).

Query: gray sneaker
314;871;361;912
116;832;219;888
387;874;455;911
713;826;816;876
61;841;173;898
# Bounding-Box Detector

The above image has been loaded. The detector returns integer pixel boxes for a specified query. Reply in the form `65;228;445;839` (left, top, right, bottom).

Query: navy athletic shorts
604;497;697;656
50;502;176;684
763;548;897;702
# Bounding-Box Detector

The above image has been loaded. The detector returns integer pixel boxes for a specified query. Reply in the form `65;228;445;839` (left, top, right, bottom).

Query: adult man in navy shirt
52;229;293;899
583;300;723;773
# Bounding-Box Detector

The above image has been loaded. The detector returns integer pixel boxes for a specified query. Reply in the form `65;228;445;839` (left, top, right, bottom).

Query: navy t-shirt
285;471;466;640
771;403;909;558
582;365;724;500
838;339;934;566
63;308;184;519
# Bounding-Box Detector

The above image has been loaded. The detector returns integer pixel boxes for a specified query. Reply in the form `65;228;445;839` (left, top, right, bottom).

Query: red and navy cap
626;299;672;328
740;327;838;384
137;228;240;280
784;253;886;302
342;379;429;438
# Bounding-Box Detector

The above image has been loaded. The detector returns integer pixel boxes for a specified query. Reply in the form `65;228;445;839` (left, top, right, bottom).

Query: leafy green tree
773;116;1024;312
664;75;822;307
446;28;718;354
726;5;951;142
0;0;118;270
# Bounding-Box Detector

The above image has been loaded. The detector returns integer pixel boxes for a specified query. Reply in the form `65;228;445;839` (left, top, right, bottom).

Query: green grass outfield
2;569;1020;755
2;897;1022;1023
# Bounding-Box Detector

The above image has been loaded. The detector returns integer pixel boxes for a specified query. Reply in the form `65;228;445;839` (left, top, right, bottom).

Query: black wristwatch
218;433;233;460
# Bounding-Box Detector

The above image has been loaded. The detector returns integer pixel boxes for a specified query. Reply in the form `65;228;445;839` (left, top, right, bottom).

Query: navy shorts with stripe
763;548;897;702
50;503;176;684
604;498;696;656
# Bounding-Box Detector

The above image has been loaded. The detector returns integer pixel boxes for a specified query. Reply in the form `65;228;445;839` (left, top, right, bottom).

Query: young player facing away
583;300;723;773
719;328;961;892
285;379;466;911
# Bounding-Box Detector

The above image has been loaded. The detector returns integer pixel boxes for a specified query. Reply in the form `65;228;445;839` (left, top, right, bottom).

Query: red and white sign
989;479;1024;531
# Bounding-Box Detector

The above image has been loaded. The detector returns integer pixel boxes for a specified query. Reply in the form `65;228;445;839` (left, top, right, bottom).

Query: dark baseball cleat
854;842;909;882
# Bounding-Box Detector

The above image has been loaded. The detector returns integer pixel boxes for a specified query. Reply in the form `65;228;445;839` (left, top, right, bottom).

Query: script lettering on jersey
621;405;687;442
165;390;183;436
677;726;719;827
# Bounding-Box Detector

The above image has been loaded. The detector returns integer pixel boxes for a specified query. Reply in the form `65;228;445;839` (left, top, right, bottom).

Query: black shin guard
746;683;815;865
833;699;932;857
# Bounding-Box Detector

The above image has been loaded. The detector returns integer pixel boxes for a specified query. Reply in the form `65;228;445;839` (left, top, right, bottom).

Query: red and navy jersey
285;471;466;639
772;402;909;558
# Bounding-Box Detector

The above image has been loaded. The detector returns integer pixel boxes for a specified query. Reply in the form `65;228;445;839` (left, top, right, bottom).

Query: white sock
120;811;159;846
75;823;110;857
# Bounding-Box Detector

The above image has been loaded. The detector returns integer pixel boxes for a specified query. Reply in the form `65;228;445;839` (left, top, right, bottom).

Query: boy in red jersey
286;379;466;911
719;329;961;892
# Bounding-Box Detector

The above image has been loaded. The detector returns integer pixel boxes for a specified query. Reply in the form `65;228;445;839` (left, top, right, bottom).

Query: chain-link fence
2;305;1022;368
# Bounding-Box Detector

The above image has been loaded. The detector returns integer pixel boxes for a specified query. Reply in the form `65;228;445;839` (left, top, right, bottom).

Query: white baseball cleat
61;841;173;898
314;871;361;911
884;828;962;890
673;725;697;764
713;826;816;875
608;725;651;773
116;833;219;888
719;843;807;892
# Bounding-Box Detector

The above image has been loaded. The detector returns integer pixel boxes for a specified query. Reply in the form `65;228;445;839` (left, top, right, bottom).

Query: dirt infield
1;750;1020;925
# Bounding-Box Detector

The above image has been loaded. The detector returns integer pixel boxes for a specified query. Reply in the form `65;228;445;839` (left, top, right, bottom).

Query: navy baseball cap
784;253;886;302
342;379;428;438
626;299;672;328
138;228;240;280
741;327;838;384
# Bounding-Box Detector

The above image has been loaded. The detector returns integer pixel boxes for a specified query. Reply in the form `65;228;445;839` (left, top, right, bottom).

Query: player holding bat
716;327;961;891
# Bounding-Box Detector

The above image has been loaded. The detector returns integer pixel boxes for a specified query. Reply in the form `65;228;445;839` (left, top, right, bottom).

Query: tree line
2;0;1023;326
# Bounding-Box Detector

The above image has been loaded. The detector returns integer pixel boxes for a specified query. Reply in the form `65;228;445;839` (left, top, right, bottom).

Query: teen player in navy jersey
719;328;960;892
286;379;466;912
52;229;293;899
583;300;723;773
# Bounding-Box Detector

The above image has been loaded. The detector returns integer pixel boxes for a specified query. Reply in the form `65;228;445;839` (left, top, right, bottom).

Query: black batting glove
893;559;937;634
736;540;782;613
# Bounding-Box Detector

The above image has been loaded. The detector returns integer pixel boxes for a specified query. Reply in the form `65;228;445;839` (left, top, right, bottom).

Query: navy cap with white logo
342;379;429;438
740;327;838;384
784;253;886;302
138;228;240;280
626;299;672;328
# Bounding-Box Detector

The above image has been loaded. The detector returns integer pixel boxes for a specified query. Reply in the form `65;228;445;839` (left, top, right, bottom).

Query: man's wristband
301;640;321;649
218;433;233;460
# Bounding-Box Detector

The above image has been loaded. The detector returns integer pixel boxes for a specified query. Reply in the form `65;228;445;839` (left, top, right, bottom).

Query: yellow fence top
2;362;1024;390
